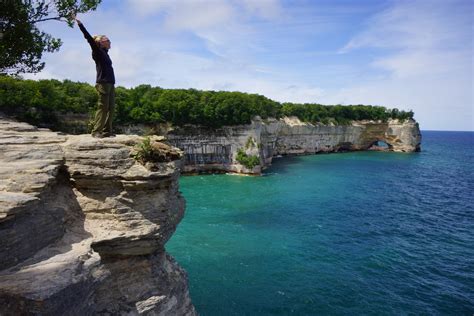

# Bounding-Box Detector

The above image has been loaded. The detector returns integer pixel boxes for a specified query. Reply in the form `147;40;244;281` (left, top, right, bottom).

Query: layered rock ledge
0;117;196;315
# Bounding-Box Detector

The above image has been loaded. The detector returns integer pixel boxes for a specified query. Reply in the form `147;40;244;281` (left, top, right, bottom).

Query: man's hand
71;14;82;25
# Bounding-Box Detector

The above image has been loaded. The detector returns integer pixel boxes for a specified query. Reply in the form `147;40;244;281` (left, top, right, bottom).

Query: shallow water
167;131;474;315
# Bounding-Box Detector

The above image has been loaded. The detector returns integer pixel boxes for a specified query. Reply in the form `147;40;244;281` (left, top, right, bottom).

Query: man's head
93;35;111;49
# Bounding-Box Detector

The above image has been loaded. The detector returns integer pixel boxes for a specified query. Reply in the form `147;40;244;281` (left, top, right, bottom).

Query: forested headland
0;76;414;130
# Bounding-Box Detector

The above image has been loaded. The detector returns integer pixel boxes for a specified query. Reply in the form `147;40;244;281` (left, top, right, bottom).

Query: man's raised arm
74;16;98;52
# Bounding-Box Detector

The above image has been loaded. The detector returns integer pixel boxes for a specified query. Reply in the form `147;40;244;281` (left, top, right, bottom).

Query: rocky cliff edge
0;116;196;315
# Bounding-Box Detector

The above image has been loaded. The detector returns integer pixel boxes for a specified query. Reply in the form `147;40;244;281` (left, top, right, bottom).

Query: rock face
164;117;421;174
0;117;196;315
165;123;262;174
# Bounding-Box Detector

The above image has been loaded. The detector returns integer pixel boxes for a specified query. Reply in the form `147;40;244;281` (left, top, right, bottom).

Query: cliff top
0;117;182;222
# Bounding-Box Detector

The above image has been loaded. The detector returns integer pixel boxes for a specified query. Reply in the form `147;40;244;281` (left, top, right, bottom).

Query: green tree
0;77;416;130
1;0;101;74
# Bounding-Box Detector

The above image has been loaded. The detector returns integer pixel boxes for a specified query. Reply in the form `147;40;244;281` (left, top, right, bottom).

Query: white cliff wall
166;121;263;174
165;117;421;175
260;117;421;157
259;117;365;159
0;117;196;315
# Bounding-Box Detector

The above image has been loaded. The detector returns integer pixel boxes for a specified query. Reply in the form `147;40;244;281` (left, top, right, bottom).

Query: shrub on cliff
131;137;154;164
236;149;260;170
132;137;182;165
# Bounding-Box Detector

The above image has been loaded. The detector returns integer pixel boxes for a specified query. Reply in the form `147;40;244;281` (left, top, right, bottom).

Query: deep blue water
167;131;474;315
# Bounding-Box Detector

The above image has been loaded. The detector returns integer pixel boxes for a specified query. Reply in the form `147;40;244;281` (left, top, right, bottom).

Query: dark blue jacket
78;23;115;84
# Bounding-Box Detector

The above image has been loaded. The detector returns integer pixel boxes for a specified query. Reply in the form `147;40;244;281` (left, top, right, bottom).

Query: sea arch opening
368;139;393;151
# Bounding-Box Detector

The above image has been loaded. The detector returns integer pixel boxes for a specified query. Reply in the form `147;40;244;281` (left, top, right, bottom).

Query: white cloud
127;0;283;22
126;0;168;17
371;49;471;78
340;0;468;53
23;42;95;83
335;0;473;130
240;0;282;20
124;0;281;65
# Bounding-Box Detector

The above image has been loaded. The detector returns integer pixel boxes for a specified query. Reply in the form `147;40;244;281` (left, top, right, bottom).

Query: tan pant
92;83;115;134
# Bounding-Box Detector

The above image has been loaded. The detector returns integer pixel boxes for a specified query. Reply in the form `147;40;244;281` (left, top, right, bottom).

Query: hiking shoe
91;132;104;138
103;132;116;137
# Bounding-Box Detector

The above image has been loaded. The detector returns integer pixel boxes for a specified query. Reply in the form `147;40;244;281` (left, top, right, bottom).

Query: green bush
131;137;154;163
236;148;260;169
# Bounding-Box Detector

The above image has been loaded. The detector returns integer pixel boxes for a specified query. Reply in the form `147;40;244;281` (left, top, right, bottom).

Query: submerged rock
0;117;196;315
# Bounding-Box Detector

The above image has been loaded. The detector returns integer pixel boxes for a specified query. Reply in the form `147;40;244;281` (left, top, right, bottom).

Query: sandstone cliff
164;117;421;175
0;117;196;315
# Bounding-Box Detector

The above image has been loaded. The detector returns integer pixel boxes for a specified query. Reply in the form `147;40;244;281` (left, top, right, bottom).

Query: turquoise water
166;131;474;315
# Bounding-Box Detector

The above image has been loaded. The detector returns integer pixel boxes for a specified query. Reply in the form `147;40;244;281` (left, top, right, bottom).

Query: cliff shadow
0;166;92;271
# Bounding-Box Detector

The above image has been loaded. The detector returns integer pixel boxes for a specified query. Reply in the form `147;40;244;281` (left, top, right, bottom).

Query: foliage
245;137;256;149
280;103;413;125
0;77;416;130
0;75;97;127
236;148;260;169
131;137;153;164
1;0;101;74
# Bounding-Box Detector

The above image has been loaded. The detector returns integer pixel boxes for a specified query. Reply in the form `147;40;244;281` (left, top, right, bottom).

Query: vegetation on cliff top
131;136;182;165
0;76;414;129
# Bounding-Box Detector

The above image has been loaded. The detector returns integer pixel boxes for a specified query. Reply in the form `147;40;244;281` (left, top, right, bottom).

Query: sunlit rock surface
0;116;196;315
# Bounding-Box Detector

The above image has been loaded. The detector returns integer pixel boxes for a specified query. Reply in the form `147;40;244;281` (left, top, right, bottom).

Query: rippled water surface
167;131;474;315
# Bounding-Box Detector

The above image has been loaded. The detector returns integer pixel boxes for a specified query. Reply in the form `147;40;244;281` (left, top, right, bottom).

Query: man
74;16;115;138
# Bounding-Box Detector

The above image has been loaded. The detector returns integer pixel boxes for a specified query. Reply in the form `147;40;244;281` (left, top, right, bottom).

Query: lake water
167;131;474;315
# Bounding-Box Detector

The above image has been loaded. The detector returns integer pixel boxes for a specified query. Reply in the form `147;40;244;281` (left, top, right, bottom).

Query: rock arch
367;139;393;151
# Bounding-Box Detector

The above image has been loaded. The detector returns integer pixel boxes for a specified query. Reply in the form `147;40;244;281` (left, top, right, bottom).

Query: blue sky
26;0;473;131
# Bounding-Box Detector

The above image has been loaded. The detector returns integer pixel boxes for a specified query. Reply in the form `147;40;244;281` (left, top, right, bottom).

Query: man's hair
93;35;107;44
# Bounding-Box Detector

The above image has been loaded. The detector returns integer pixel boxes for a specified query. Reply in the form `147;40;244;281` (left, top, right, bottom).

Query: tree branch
32;16;64;23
